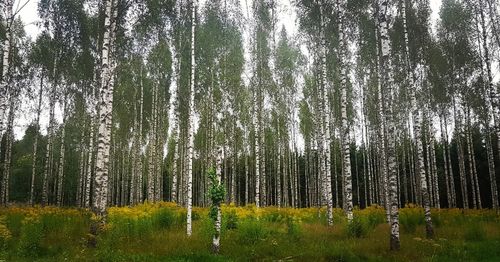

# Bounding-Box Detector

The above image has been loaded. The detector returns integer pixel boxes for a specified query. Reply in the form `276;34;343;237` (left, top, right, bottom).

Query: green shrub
286;216;301;240
431;213;442;228
346;217;367;238
154;208;176;229
262;210;284;223
224;209;238;230
5;213;23;237
199;217;215;240
176;210;188;226
366;211;385;229
18;218;45;258
237;218;268;245
0;217;12;251
464;224;486;241
400;211;424;233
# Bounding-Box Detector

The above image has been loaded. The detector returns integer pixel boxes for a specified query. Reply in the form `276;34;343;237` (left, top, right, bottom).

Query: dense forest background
0;0;499;222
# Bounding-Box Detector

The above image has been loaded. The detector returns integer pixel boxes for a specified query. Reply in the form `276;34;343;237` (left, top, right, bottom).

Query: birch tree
338;0;354;222
186;0;197;236
377;0;400;250
0;0;13;137
93;0;118;216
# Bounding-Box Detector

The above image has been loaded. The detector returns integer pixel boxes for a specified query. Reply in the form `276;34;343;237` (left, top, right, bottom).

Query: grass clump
17;216;44;258
400;209;424;233
464;224;486;241
346;216;367;238
153;208;176;229
286;216;302;239
223;209;238;230
0;217;12;251
237;218;268;245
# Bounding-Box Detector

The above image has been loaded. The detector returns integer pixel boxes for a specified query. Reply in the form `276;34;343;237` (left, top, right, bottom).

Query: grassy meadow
0;203;499;261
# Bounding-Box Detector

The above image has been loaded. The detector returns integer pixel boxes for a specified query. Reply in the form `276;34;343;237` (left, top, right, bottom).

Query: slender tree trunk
30;77;44;206
486;128;499;210
320;4;333;225
338;0;353;222
186;0;197;236
56;98;68;206
93;0;117;217
430;132;440;208
137;64;144;203
254;90;261;207
440;114;451;207
0;0;13;137
465;110;477;209
378;0;400;249
171;73;180;203
212;145;223;253
77;134;87;207
0;97;15;205
454;99;468;209
375;9;390;222
42;80;57;206
444;113;456;207
261;135;267;206
413;65;434;238
85;116;95;208
277;129;282;207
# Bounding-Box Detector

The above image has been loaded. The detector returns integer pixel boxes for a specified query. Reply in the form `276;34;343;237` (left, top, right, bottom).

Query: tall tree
93;0;119;217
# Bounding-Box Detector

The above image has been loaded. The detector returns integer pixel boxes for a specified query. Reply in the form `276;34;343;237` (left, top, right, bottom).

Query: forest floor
0;202;499;261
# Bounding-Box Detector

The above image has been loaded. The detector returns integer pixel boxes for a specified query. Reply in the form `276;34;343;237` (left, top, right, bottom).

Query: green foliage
0;206;499;260
286;216;302;240
223;209;238;230
400;210;424;233
207;167;226;222
262;209;286;223
346;217;367;238
464;224;486;242
365;210;385;229
153;208;176;229
237;218;268;245
0;218;12;251
17;219;44;258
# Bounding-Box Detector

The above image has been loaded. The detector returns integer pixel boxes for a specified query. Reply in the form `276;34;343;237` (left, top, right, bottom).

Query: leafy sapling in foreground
209;146;225;254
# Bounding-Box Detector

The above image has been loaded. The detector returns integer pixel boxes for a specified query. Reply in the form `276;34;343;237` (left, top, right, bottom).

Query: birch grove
0;0;500;252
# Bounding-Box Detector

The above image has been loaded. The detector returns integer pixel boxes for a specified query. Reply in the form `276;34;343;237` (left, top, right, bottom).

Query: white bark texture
56;99;68;206
414;66;434;238
338;0;354;222
93;0;117;216
212;146;223;253
1;97;15;205
320;4;333;226
0;0;13;138
378;0;400;250
186;0;197;236
30;79;44;205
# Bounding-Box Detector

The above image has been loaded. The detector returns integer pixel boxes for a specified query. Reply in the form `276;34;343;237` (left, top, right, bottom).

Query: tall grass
0;204;498;261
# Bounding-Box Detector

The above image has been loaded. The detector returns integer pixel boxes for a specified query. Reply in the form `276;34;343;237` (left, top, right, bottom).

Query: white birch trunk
253;89;261;207
378;0;400;250
56;98;68;206
93;0;117;216
30;77;44;205
319;4;333;225
186;0;197;236
85;117;95;208
0;97;15;205
212;145;223;253
338;0;353;222
0;0;13;137
42;81;57;206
